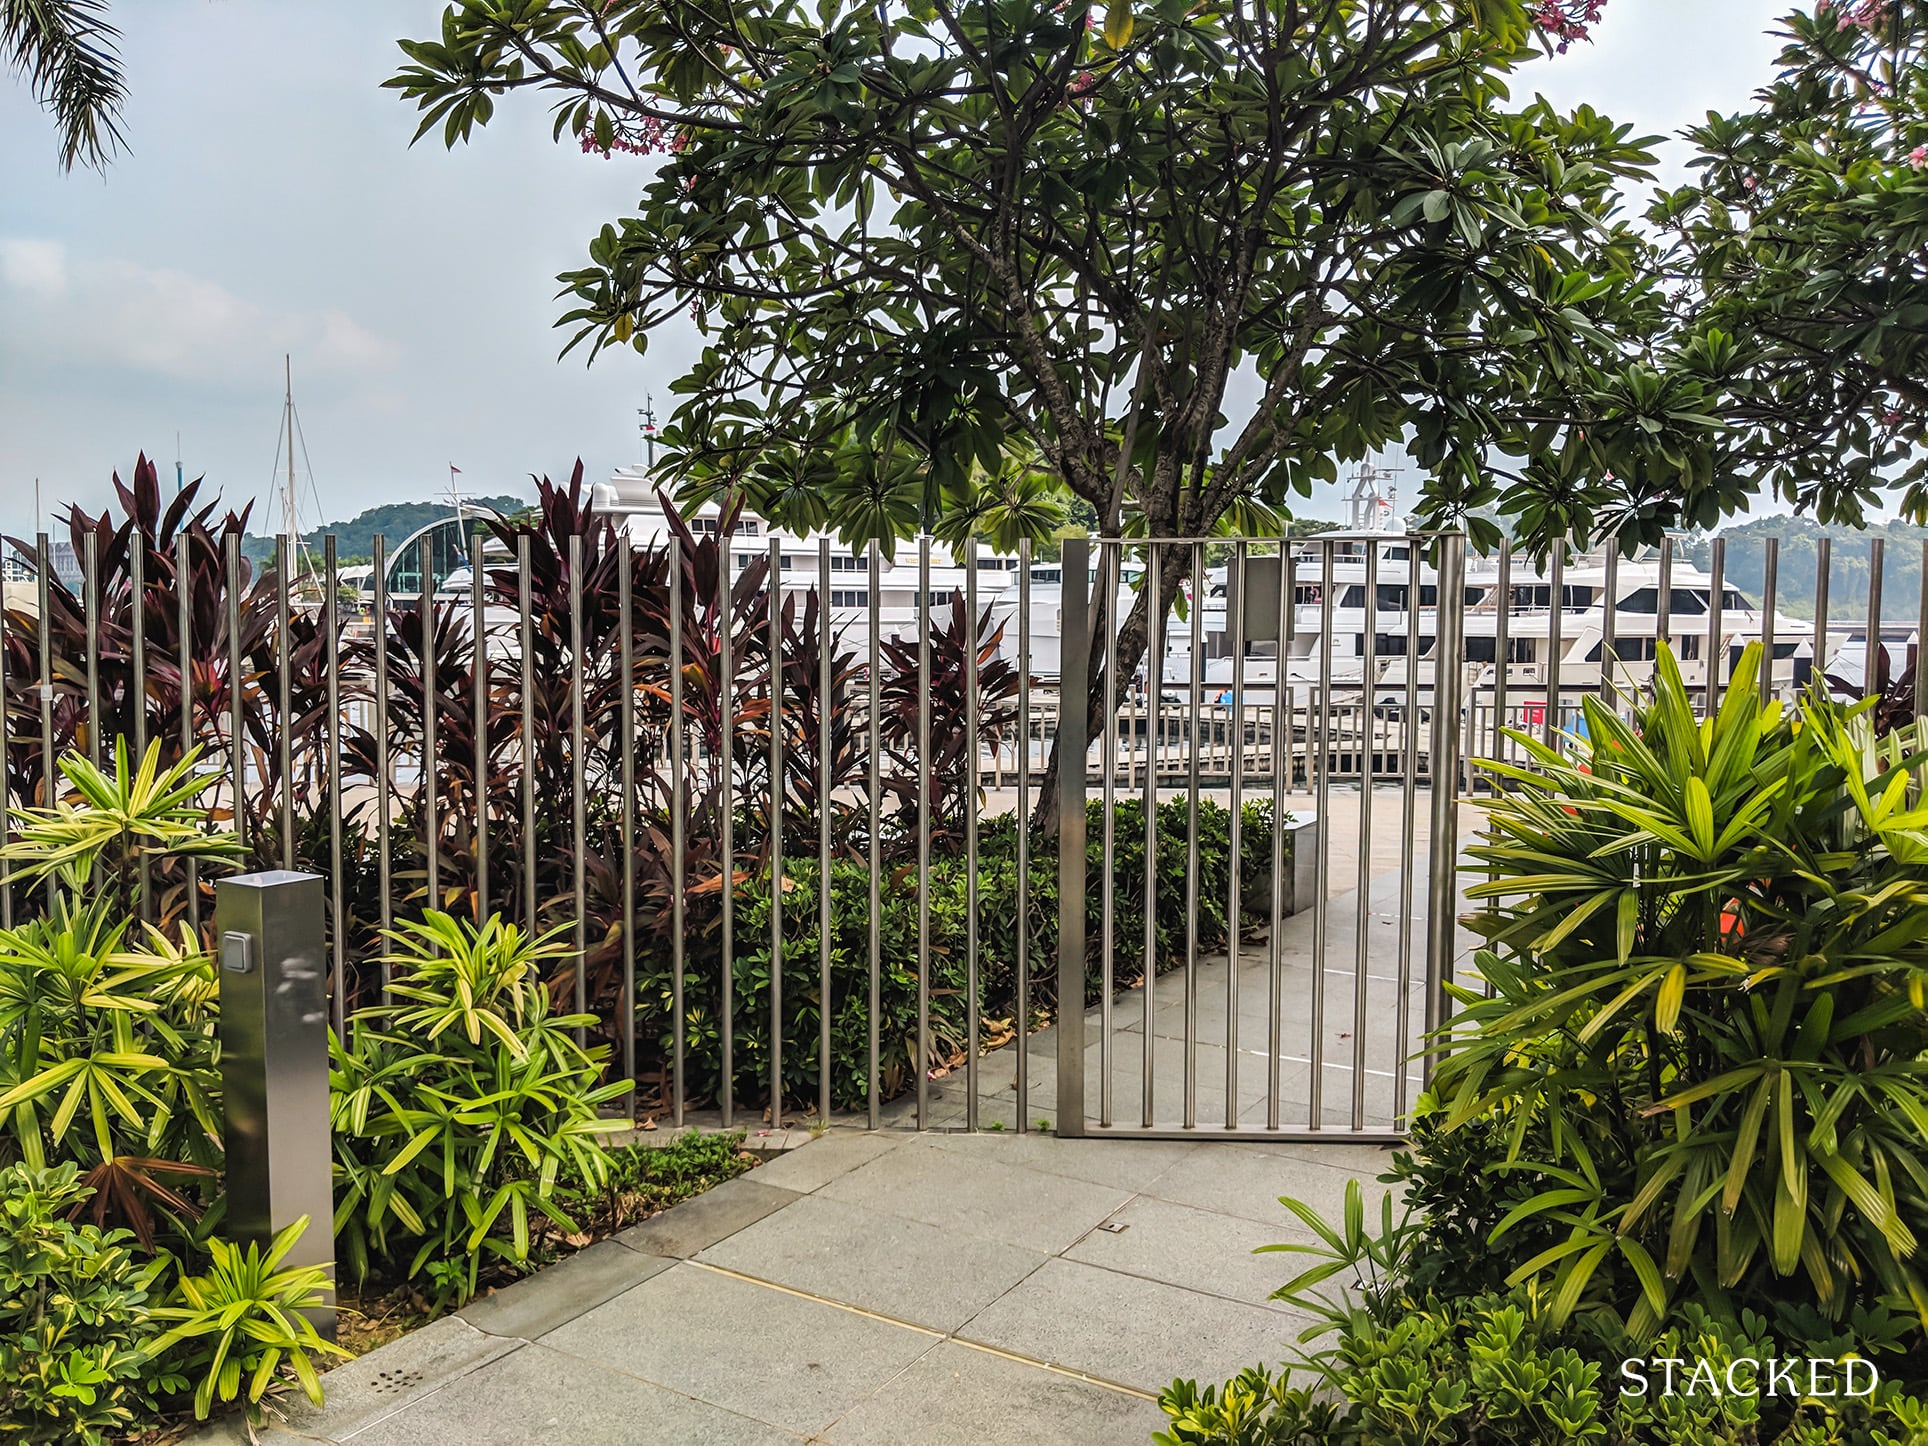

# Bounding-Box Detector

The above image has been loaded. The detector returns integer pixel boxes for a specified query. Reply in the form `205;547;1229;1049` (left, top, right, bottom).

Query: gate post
1055;537;1092;1136
1423;534;1467;1076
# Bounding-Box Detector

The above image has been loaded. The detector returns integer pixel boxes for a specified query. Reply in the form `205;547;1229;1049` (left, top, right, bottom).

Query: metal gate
1050;535;1466;1142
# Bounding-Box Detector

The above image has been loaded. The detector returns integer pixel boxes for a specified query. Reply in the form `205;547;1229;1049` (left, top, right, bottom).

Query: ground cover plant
1157;642;1928;1443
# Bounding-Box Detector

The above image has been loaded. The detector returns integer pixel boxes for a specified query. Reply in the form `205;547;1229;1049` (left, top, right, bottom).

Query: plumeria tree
390;0;1700;806
1651;0;1928;528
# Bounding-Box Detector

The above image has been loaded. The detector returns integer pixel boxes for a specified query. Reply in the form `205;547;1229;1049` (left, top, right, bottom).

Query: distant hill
1682;518;1928;623
242;496;527;565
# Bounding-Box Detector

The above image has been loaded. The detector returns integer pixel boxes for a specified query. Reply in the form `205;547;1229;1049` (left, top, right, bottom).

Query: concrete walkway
198;1127;1396;1445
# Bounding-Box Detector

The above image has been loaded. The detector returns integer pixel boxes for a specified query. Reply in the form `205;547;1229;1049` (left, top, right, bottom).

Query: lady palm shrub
329;912;629;1304
0;742;241;1246
1435;642;1928;1333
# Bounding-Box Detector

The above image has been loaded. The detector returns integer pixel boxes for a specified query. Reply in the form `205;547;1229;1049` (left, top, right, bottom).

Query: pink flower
1910;144;1928;170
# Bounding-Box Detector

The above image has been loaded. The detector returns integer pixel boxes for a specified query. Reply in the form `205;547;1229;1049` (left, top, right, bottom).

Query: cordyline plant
1437;643;1928;1335
387;0;1687;827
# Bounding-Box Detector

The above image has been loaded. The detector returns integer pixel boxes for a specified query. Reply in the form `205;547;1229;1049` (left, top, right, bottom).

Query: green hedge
636;797;1289;1110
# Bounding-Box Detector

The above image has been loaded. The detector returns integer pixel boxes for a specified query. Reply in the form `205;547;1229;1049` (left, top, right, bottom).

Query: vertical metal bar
1016;541;1032;1133
1759;539;1778;707
1100;542;1118;1129
1544;549;1563;751
767;538;784;1129
1600;543;1619;703
916;538;932;1130
1308;539;1334;1127
568;533;586;1031
1867;536;1885;699
130;541;148;764
817;537;832;1124
1351;541;1376;1131
668;547;688;1126
1266;542;1291;1129
83;530;100;768
517;534;534;934
1394;538;1421;1120
129;539;149;919
964;540;980;1131
276;537;294;872
0;567;10;927
1917;541;1928;719
177;533;199;935
1424;535;1467;1071
225;533;246;855
420;535;439;912
373;536;392;965
1657;535;1674;652
619;546;637;1111
34;533;55;910
1141;543;1161;1128
1183;540;1203;1130
473;527;489;923
1055;536;1091;1138
866;540;881;1130
325;537;345;1038
1706;537;1726;713
1225;542;1246;1127
1492;545;1510;767
1813;536;1831;691
719;529;736;1128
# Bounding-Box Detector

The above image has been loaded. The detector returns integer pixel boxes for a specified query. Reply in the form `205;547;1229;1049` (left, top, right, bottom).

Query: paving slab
348;1341;802;1445
458;1239;674;1340
822;1340;1167;1446
1140;1140;1399;1233
611;1174;801;1259
540;1261;938;1438
271;1315;523;1442
818;1138;1133;1255
958;1256;1311;1395
697;1193;1047;1332
1062;1193;1302;1312
747;1128;901;1193
917;1127;1203;1192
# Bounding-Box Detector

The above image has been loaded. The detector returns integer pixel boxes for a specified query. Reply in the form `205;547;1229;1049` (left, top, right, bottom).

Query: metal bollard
217;870;336;1337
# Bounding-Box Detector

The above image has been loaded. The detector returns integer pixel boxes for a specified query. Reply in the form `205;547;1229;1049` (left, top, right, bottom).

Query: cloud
0;239;399;386
0;239;68;296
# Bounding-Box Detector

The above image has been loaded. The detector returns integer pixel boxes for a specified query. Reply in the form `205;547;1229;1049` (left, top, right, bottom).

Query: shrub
639;796;1290;1110
329;912;630;1303
0;743;239;1247
0;1163;158;1446
1158;1180;1928;1446
1436;643;1928;1332
148;1215;348;1422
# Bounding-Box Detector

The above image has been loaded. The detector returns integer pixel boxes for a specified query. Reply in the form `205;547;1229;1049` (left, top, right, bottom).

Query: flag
449;464;462;474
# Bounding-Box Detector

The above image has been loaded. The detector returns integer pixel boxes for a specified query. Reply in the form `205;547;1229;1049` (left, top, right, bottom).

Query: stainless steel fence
1;521;1916;1144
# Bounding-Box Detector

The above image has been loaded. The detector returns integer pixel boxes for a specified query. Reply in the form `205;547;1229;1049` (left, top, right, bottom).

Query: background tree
3;0;125;170
391;0;1689;815
1651;0;1928;529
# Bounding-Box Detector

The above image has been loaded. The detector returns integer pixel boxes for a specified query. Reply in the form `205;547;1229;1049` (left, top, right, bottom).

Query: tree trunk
1030;540;1196;836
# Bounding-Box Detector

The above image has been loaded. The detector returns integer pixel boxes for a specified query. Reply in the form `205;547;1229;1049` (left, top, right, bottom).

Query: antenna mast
639;393;657;470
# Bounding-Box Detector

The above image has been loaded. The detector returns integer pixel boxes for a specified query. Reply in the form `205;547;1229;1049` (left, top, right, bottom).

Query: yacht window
829;589;869;607
1376;584;1407;610
1616;587;1711;616
1293;585;1324;605
1032;567;1062;583
1373;633;1411;657
1465;637;1496;663
831;554;866;571
1338;586;1366;607
975;557;1014;570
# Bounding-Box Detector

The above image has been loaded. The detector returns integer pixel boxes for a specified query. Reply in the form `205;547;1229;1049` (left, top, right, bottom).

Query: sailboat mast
284;355;298;557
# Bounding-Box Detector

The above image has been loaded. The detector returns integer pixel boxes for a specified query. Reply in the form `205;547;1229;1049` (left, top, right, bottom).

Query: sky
0;0;1792;542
